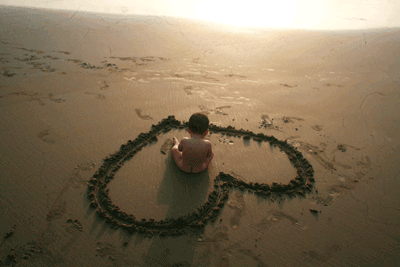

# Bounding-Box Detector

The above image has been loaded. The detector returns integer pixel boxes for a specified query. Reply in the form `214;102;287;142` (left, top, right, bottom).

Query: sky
1;0;399;30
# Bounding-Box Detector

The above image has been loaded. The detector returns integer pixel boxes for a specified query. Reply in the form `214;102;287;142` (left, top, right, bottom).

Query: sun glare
194;0;298;28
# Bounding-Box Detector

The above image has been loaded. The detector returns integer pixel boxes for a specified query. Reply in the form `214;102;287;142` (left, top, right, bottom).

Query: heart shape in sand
86;116;315;237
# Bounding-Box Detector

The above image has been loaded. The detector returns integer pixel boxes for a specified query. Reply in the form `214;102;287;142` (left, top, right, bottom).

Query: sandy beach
1;5;399;266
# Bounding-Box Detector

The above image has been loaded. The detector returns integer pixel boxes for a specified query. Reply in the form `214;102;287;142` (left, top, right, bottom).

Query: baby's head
188;113;209;136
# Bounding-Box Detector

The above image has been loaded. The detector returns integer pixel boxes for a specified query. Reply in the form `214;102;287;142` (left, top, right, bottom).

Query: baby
171;113;214;174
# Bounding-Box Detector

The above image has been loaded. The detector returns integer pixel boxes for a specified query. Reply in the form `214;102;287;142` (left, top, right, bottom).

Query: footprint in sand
175;73;194;78
183;85;195;95
0;57;10;63
324;83;343;87
199;105;231;116
29;94;46;106
331;144;362;169
320;142;328;150
19;227;57;261
328;175;359;197
84;92;106;100
256;210;305;231
3;69;16;77
356;155;372;169
335;143;361;152
219;138;234;145
3;224;17;239
309;209;319;219
37;130;55;144
283;116;304;123
46;200;67;221
199;226;229;244
280;83;299;88
67;59;82;64
227;192;246;229
71;162;96;188
55;50;71;55
95;241;135;264
302;250;328;262
225;74;247;78
303;244;342;264
215;106;231;115
47;94;65;103
99;80;109;90
0;91;28;99
196;224;267;267
296;141;335;171
135;109;153;120
260;114;273;126
39;66;57;73
95;242;117;258
201;75;220;82
312;194;334;207
183;85;208;96
43;55;60;60
195;226;230;266
65;219;84;235
311;125;323;131
198;105;211;115
74;162;96;172
60;218;84;256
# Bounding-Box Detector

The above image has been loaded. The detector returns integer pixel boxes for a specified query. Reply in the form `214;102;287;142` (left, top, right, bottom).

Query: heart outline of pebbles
86;116;315;237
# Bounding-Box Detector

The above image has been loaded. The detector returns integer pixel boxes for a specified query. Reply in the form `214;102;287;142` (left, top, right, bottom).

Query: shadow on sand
143;155;211;267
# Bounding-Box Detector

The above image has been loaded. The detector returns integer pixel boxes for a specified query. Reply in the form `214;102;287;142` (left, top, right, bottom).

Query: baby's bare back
180;138;212;167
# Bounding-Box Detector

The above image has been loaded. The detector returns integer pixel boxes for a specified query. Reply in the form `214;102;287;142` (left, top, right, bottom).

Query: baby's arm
206;142;213;158
178;138;187;151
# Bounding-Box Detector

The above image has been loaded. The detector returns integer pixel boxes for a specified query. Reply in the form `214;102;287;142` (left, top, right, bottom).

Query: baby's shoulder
202;139;212;147
180;137;190;144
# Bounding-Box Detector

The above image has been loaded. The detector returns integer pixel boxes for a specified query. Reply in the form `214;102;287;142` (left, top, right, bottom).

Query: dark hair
188;113;209;134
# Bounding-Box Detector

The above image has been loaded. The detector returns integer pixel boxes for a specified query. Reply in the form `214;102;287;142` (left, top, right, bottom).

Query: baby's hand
172;137;179;146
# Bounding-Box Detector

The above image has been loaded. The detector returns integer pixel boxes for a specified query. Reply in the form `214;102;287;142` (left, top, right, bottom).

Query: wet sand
1;5;400;267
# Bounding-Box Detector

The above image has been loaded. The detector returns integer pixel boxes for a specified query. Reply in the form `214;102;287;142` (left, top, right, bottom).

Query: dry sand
1;5;399;267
